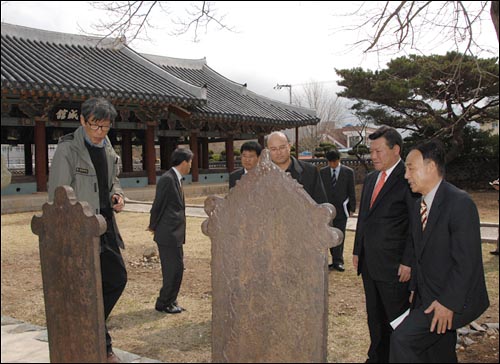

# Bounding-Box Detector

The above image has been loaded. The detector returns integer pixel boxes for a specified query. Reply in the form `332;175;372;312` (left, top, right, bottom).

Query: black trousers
390;305;457;363
157;244;184;306
361;259;410;363
100;234;127;352
330;218;347;264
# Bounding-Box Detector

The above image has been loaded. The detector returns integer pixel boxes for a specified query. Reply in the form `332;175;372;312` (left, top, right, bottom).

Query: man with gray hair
48;97;127;363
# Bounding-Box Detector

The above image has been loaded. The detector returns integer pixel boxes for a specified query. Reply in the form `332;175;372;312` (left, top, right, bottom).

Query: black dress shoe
163;303;182;314
156;303;182;314
333;263;345;272
328;263;335;271
491;250;499;255
172;301;186;311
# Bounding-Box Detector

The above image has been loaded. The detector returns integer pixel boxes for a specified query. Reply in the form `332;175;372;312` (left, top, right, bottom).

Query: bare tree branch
170;1;234;42
86;1;233;43
346;1;495;57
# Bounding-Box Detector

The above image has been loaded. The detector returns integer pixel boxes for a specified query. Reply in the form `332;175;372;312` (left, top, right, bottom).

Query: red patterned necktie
370;171;387;208
420;199;428;230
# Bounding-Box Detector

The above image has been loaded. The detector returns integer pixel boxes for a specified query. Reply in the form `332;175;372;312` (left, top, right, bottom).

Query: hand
492;179;500;191
398;264;411;282
353;255;359;270
112;194;124;212
424;300;454;334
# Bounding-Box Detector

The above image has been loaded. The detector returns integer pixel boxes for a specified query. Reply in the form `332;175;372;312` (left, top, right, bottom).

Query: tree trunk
491;1;500;42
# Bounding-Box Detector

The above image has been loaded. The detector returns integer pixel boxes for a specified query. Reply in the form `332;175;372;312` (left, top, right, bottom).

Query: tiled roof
143;54;320;128
1;23;206;106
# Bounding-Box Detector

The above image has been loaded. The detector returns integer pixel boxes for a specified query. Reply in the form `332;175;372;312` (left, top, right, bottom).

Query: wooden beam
169;104;191;119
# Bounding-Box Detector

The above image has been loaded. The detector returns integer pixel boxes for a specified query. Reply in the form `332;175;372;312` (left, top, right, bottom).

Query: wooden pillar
141;140;147;171
295;127;299;158
198;140;203;169
190;132;199;182
226;135;235;173
24;141;33;176
159;136;167;171
145;124;156;185
202;138;209;169
121;130;133;173
258;135;265;148
34;119;48;192
166;137;176;170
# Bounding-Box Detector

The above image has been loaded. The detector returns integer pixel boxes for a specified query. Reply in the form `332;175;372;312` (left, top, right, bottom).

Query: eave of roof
1;23;206;106
142;53;320;128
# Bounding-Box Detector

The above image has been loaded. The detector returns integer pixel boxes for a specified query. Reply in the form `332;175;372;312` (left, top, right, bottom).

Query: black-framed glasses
86;121;112;131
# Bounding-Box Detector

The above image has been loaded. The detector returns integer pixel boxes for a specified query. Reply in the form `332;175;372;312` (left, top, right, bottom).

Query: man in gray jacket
48;97;127;363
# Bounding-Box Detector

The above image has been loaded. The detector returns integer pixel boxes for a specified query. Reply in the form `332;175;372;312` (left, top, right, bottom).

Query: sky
1;1;498;108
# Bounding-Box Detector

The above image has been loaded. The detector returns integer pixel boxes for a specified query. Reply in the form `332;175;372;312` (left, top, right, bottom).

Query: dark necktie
179;180;185;202
331;169;337;189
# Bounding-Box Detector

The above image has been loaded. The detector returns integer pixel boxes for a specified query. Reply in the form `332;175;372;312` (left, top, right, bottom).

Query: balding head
267;132;292;170
267;131;288;146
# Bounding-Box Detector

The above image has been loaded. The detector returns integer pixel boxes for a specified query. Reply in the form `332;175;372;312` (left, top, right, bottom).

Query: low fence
6;156;498;190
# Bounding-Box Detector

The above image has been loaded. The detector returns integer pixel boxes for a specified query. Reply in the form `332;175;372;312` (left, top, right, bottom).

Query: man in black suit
353;126;417;363
229;141;262;189
390;140;489;363
320;150;356;272
148;148;193;314
267;131;327;204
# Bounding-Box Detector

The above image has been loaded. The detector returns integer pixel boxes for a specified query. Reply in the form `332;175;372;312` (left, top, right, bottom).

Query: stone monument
202;150;343;363
31;185;107;363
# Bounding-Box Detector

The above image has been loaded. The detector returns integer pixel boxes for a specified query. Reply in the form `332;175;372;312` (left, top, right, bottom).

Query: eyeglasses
86;121;112;131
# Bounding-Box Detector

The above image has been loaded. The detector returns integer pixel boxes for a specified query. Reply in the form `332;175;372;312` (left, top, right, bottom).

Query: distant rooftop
142;54;320;128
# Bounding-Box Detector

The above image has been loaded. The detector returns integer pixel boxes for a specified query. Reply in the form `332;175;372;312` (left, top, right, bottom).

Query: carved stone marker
202;150;343;363
31;185;107;363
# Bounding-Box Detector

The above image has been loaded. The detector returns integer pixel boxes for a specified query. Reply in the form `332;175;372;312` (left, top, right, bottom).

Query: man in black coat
229;141;262;189
390;140;489;363
148;148;193;314
353;126;417;363
267;131;327;204
320;150;356;272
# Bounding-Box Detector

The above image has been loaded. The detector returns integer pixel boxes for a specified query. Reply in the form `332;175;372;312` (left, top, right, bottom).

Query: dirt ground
1;190;498;362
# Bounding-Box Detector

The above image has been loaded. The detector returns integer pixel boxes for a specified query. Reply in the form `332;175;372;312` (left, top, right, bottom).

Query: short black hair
325;150;340;162
240;141;262;156
413;139;446;177
171;148;194;167
81;97;117;122
369;126;403;152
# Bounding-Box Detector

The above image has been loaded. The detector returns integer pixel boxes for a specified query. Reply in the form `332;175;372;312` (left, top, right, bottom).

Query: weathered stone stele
202;150;343;363
31;185;107;363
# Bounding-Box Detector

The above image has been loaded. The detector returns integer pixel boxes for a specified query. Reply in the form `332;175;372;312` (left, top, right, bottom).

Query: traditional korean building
1;22;319;195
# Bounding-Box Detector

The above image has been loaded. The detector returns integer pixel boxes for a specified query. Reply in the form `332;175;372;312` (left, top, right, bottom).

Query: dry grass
1;190;498;362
